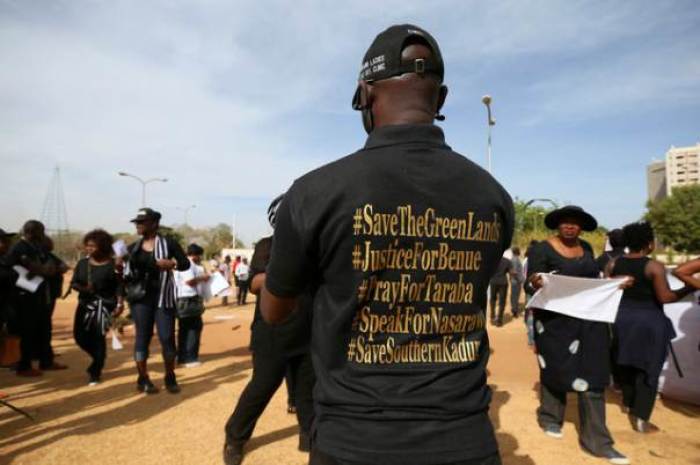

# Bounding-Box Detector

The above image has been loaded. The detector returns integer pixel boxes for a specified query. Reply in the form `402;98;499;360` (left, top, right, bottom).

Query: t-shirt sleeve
250;238;272;277
526;242;548;277
70;259;87;288
168;237;190;271
500;192;515;254
265;187;314;298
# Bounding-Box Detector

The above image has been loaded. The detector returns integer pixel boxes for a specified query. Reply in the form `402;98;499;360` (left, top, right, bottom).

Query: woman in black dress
71;229;124;385
526;206;629;465
124;208;190;394
607;222;694;432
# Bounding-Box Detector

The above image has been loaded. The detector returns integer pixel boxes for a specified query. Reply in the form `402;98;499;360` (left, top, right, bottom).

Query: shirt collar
363;124;449;150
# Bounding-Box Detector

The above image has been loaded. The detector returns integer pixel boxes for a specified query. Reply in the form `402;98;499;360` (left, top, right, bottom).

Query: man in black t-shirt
259;25;514;465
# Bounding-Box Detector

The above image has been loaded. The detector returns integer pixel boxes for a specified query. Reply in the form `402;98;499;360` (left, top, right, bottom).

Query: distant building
665;143;700;196
646;143;700;203
646;160;667;203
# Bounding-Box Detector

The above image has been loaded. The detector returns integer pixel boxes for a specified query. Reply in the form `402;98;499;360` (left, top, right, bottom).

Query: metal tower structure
41;165;70;237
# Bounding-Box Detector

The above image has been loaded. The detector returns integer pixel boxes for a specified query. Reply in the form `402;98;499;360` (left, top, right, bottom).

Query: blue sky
1;1;699;245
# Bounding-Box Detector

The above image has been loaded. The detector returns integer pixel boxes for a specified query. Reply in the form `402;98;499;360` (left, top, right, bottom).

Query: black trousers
309;448;502;465
237;281;249;305
489;284;508;322
73;305;106;378
537;384;614;456
225;351;315;444
286;363;297;407
618;365;657;421
17;292;53;371
177;315;203;363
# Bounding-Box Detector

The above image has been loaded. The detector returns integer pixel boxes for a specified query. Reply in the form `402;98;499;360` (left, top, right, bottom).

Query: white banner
659;275;700;405
526;273;627;323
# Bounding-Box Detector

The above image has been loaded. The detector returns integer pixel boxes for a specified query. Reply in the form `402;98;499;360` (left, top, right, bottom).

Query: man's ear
437;84;448;112
359;80;374;109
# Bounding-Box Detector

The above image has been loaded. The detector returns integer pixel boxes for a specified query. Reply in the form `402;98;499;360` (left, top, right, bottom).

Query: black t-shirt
266;124;514;465
4;239;51;303
71;258;122;304
489;257;512;286
249;237;311;357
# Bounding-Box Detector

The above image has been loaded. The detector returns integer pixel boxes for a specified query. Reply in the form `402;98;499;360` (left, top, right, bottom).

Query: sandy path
0;295;698;465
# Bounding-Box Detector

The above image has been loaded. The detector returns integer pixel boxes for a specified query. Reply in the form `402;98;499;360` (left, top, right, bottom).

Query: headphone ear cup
352;85;363;110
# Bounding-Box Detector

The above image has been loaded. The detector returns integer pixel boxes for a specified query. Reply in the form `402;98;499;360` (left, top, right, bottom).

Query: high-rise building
646;159;667;203
665;143;700;196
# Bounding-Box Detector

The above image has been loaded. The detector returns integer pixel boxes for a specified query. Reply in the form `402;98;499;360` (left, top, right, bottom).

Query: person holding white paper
174;243;209;367
526;206;629;465
607;222;694;433
5;220;68;377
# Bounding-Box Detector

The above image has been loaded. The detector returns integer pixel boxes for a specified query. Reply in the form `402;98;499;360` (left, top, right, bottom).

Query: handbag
83;262;115;335
176;296;204;318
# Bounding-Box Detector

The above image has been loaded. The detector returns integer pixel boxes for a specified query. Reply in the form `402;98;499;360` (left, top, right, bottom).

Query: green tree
645;185;700;253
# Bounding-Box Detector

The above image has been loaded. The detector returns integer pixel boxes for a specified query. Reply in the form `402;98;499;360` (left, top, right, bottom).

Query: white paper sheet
526;273;627;323
112;239;128;258
13;265;44;293
111;331;124;351
207;271;231;298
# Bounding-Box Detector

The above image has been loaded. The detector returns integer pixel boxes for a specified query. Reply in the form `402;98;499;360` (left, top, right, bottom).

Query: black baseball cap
353;25;444;111
130;208;162;223
0;228;17;239
358;24;444;83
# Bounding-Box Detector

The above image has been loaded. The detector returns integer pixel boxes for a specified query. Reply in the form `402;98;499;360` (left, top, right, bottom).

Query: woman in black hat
526;206;629;464
124;208;189;394
608;222;694;432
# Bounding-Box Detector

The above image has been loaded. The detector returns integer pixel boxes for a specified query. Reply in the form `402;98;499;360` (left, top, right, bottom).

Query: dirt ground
1;293;698;465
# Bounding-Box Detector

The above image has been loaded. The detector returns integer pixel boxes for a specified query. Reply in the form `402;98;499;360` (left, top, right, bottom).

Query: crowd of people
2;23;700;465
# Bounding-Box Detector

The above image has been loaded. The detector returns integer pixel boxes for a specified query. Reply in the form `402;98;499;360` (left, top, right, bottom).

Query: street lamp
481;95;496;173
176;204;197;226
118;171;168;207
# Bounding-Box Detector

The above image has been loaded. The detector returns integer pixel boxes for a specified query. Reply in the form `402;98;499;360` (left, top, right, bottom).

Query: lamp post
118;171;168;207
176;204;197;226
481;95;496;173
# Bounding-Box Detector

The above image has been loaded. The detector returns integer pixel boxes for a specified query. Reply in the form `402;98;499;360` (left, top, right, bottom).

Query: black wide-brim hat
544;205;598;232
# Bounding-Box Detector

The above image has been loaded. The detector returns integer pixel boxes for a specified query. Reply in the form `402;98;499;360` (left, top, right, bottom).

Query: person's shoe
164;373;181;394
42;362;68;371
632;416;649;433
184;361;202;368
17;368;43;377
88;374;101;386
600;448;630;464
298;431;311;452
542;425;563;439
137;376;159;394
223;441;245;465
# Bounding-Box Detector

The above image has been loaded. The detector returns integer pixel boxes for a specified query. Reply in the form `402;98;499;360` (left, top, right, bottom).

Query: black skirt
613;299;676;385
534;309;611;393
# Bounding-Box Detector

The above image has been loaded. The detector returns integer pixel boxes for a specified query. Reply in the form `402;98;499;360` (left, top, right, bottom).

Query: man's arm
260;187;313;324
260;285;298;323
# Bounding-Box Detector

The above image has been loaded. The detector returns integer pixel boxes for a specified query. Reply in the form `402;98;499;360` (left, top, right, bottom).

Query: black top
489;257;512;285
266;124;514;465
127;235;189;297
595;247;625;273
613;257;657;304
4;239;51;303
0;253;18;322
527;240;611;392
527;240;599;280
249;237;311;356
71;258;122;304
